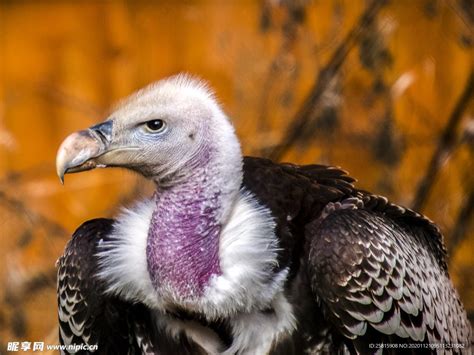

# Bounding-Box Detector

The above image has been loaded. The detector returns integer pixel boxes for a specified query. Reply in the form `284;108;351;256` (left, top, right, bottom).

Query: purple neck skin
146;149;223;300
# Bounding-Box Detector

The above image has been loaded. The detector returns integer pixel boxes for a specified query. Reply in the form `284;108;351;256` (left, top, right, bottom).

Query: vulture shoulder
306;195;472;352
56;218;157;355
242;156;355;220
243;157;471;353
242;156;357;273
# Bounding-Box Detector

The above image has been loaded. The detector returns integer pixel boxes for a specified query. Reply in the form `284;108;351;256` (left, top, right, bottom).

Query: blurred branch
258;1;306;131
448;120;474;256
36;81;103;118
447;0;474;29
5;268;56;306
0;190;67;240
448;188;474;256
3;268;56;337
268;0;388;161
411;71;474;211
1;260;56;338
467;310;474;330
0;164;52;188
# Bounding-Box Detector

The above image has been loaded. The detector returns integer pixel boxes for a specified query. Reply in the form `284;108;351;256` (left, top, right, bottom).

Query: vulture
56;75;472;354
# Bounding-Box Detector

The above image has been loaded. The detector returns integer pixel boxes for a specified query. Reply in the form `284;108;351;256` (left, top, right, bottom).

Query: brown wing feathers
56;157;471;354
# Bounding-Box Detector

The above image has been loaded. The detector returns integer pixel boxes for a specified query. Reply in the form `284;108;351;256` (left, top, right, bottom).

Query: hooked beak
56;121;113;184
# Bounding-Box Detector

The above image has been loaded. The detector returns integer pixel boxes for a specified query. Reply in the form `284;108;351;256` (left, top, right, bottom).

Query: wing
307;198;472;353
57;218;158;355
243;157;471;352
243;157;355;218
243;156;355;271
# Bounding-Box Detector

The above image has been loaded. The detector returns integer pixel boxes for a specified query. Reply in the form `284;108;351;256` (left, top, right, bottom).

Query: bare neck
146;135;242;301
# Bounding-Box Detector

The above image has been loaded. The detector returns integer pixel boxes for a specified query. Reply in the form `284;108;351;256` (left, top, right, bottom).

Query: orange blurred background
0;0;472;352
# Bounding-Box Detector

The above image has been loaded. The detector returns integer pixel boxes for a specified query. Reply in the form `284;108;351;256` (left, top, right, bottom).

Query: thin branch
468;310;474;326
448;187;474;256
35;82;103;118
268;0;388;161
258;1;305;131
411;71;474;211
0;190;68;240
5;268;57;306
0;164;52;188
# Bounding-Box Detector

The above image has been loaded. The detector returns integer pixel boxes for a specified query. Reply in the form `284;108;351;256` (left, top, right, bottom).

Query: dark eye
145;119;165;133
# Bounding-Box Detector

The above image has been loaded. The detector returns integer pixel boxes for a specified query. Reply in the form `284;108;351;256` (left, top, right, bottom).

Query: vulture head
56;74;242;189
56;75;249;304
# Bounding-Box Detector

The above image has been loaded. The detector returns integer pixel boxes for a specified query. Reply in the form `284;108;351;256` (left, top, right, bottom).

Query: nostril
90;120;113;144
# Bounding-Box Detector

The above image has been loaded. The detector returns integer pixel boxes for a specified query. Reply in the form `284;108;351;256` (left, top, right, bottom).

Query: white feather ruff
96;190;287;314
96;199;160;309
199;190;288;318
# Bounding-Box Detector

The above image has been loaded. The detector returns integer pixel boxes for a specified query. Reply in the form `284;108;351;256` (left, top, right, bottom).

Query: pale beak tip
56;163;66;185
56;148;68;185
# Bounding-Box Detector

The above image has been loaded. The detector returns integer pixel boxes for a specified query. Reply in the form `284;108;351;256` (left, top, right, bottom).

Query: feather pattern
308;196;472;353
57;157;472;354
57;219;157;355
